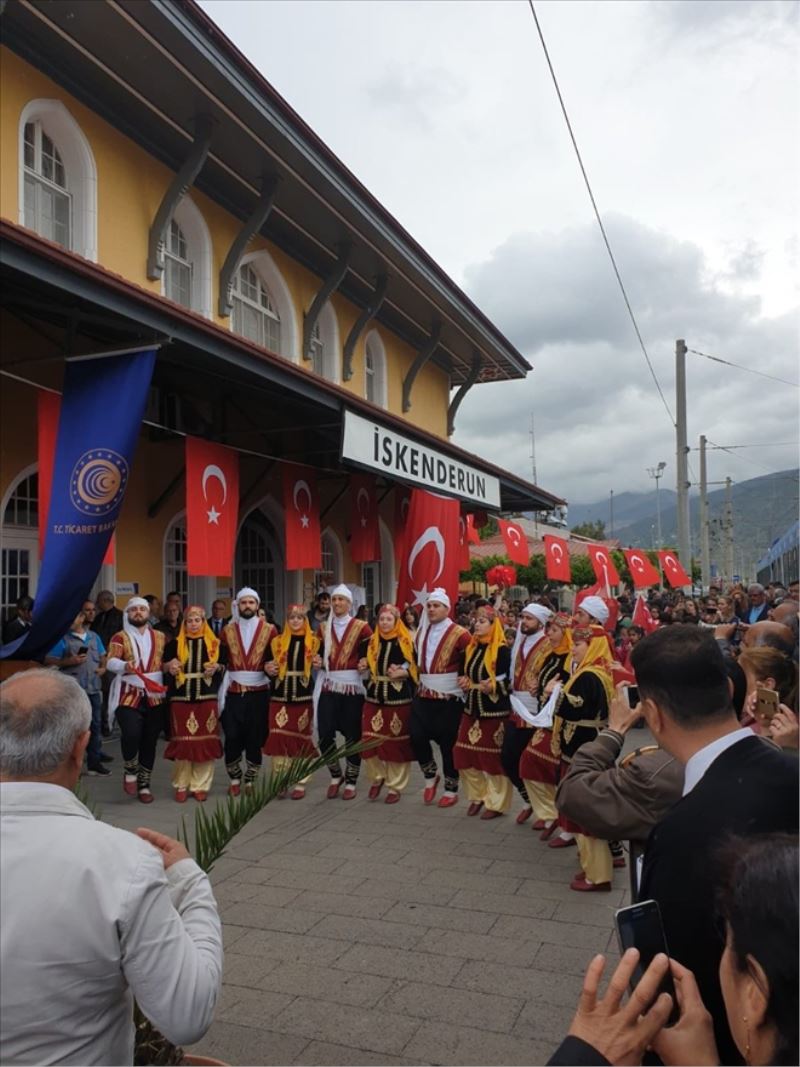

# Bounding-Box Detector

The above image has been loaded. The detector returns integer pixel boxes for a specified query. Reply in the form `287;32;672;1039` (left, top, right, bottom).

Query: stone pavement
85;738;638;1066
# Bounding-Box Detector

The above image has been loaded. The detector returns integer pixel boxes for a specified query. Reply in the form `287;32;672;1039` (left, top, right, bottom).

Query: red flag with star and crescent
658;550;691;588
350;474;381;563
466;514;480;545
393;485;411;561
544;534;571;581
624;548;662;589
396;489;460;611
282;464;321;571
498;519;529;566
186;436;239;576
632;594;659;634
457;513;470;571
587;543;621;587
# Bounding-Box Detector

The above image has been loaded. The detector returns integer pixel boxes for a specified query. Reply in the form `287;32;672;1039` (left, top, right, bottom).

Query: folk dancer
552;623;616;892
219;588;277;796
358;604;418;804
263;605;321;800
519;612;573;840
163;606;224;802
410;589;470;808
502;603;553;824
454;608;513;819
316;584;372;799
106;597;167;803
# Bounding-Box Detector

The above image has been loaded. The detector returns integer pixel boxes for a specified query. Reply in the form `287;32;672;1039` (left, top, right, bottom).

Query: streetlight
647;461;667;549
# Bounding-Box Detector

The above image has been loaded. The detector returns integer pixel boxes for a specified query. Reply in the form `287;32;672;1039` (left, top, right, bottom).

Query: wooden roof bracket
218;172;280;316
302;242;352;360
402;318;441;413
447;348;482;436
342;271;388;381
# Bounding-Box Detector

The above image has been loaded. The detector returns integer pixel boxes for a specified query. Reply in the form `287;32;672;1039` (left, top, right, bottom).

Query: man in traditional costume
106;597;167;803
358;604;418;804
162;606;223;802
502;603;553;824
263;605;321;800
316;584;372;799
219;588;277;796
410;589;470;808
454;608;513;819
519;612;573;840
553;623;616;892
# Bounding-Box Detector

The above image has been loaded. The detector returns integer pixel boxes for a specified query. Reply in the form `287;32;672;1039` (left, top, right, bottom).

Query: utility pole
724;476;734;582
529;409;538;537
675;339;691;584
699;435;711;591
609;489;614;538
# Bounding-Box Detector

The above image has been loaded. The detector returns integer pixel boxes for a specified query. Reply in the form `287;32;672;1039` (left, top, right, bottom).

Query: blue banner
2;349;156;660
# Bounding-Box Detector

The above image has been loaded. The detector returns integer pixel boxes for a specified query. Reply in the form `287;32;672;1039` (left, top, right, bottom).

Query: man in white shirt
0;669;223;1066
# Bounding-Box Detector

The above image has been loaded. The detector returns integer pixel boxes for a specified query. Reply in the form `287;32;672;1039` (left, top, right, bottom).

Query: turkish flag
575;583;619;632
457;514;470;571
393;486;411;561
350;474;380;563
466;513;480;545
38;392;115;564
498;519;529;566
396;489;460;611
587;543;620;587
544;534;571;581
658;550;691;588
632;594;659;634
282;464;321;571
624;548;661;589
186;436;239;576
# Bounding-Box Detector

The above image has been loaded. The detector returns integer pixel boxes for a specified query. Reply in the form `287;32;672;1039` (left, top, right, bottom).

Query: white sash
527;682;562;729
418;671;464;699
510;690;539;726
108;670;164;729
311;669;365;748
218;669;269;712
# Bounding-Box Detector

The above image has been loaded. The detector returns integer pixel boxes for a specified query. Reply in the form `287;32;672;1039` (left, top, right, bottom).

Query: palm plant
133;739;374;1065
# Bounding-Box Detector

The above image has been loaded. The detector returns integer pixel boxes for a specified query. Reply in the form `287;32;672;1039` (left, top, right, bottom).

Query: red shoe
539;820;558;841
228;781;241;798
467;801;484;817
423;775;441;805
532;818;547;831
437;793;458;808
327;779;342;799
194;791;207;802
547;835;576;849
342;784;357;800
613;856;626;869
480;809;503;820
137;790;154;804
570;876;611;893
516;806;533;825
290;786;305;800
368;781;383;801
385;791;401;804
175;788;188;804
123;775;138;797
573;870;587;881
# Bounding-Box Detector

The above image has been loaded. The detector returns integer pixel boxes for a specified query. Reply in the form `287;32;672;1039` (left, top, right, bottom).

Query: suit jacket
639;736;798;1065
0;782;223;1065
736;602;769;623
547;1036;609;1066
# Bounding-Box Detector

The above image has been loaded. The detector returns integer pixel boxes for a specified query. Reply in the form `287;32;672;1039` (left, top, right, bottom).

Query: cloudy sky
199;0;798;509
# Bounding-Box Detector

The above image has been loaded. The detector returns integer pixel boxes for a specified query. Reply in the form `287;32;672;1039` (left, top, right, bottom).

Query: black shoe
98;752;114;762
87;763;111;776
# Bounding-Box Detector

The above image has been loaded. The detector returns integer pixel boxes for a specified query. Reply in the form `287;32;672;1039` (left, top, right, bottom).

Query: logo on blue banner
1;349;156;660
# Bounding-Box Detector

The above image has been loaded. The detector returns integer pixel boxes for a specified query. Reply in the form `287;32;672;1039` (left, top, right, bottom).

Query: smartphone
615;899;679;1024
77;646;88;656
626;685;640;709
755;687;779;725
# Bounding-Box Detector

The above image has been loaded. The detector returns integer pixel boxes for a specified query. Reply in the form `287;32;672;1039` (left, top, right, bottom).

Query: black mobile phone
626;685;640;708
615;899;679;1024
77;646;89;656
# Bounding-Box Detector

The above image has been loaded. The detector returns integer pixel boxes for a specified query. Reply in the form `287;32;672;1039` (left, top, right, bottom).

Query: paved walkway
86;741;636;1066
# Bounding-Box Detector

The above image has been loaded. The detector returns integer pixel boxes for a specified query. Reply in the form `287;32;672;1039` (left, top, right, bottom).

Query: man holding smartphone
46;609;111;776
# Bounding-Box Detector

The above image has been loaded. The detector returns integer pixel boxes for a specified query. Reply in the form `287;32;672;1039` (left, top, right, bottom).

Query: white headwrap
427;588;451;610
580;595;610;625
331;584;353;601
125;597;149;612
521;604;553;626
232;587;260;622
123;597;151;663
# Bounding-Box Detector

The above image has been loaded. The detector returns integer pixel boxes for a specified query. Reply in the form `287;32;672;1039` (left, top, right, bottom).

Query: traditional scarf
562;624;615;705
547;612;574;657
465;610;507;691
366;606;418;684
175;607;220;688
275;605;319;683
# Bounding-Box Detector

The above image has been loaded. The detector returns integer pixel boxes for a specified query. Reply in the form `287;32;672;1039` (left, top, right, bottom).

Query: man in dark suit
736;582;769;624
633;626;798;1065
208;599;229;638
2;595;34;645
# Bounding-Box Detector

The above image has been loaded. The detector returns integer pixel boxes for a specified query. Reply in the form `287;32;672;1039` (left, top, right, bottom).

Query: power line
688;348;799;388
706;437;799;481
692;441;797;451
526;0;676;430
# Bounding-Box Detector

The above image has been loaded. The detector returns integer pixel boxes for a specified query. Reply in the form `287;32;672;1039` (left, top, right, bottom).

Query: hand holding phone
615;900;679;1025
755;686;779;726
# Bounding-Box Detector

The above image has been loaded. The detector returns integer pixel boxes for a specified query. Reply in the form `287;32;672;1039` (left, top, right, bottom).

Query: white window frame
364;328;388;409
232;263;282;353
232;250;299;360
18;99;97;261
310;301;340;384
161;196;212;318
314;527;344;592
162;510;214;608
23;121;72;251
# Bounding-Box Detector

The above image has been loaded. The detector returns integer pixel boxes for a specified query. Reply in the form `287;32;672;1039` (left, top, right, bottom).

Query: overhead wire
688;348;799;388
526;0;676;430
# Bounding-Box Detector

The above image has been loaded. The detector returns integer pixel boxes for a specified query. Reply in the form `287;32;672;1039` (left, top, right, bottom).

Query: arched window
162;196;212;317
164;220;191;309
309;302;339;383
230;251;298;360
314;528;343;592
1;467;39;624
19;99;97;260
309;321;324;376
364;330;388;408
163;515;188;605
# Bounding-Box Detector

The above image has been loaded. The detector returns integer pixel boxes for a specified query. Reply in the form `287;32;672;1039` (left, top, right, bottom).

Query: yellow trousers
362;755;411;793
459;767;513;813
172;760;214;793
522;779;558;822
271;754;311;786
576;834;613;884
